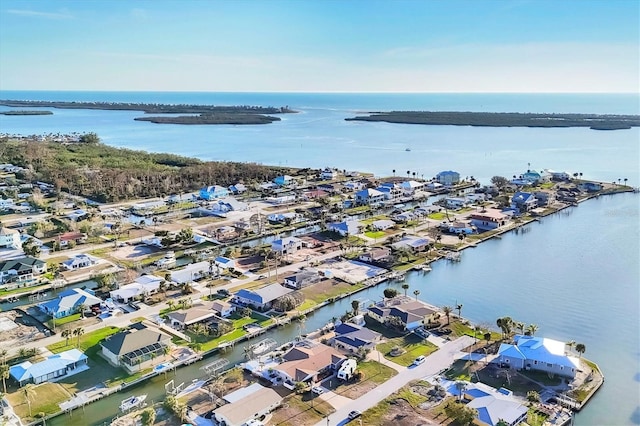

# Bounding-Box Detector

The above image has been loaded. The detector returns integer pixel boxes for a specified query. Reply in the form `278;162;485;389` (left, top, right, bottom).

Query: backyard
327;360;397;399
300;280;366;304
270;392;334;426
6;382;71;422
376;334;439;367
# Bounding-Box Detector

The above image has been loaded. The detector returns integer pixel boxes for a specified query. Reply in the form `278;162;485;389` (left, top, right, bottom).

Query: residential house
355;188;385;206
214;256;236;271
61;254;99;271
167;307;218;329
436;170;461;186
272;341;346;387
65;209;88;222
496;335;580;378
168;261;212;284
283;269;322;289
511;192;538;212
577;182;603;193
400;180;425;195
271;236;304;255
426;181;444;191
214;383;282;426
267;212;303;225
461;382;528;426
358;247;392;264
332;323;381;353
0;226;20;249
0;198;15;210
391;235;431;253
265;194;296;205
443;197;469;210
199;185;230;200
302;189;329;200
228;183;247;194
0;256;47;287
440;221;476;235
207;197;249;213
344;181;366;192
327;220;363;237
110;274;163;303
131;200;165;215
9;349;88;387
376;182;404;201
232;284;293;310
273;175;294;186
57;232;87;248
367;298;439;331
39;288;102;319
317;183;344;194
371;219;395;231
469;209;509;231
549;170;571;181
320;168;340;180
522;170;543;184
533;191;553;206
100;323;171;373
211;300;235;318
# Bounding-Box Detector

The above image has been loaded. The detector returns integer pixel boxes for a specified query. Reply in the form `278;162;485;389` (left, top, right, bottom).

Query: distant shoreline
345;111;640;130
0;110;53;116
0;99;295;125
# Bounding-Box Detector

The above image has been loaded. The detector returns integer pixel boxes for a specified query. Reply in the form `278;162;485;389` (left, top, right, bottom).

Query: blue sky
0;0;638;92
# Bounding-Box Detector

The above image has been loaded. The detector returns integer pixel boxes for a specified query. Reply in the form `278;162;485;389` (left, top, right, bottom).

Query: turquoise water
1;92;638;424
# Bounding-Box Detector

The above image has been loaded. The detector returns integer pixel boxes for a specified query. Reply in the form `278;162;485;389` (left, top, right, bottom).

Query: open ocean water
0;91;639;425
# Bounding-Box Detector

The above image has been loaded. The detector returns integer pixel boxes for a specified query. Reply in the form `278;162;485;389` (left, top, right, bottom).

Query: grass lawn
361;386;427;425
427;212;446;220
47;326;120;356
0;282;50;298
271;392;334;426
377;334;438;367
364;231;386;239
297;299;317;312
6;382;71;421
47;313;83;328
301;280;366;304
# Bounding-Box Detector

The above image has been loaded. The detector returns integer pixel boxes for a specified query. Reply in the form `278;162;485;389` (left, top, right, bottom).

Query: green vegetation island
345;111;640;130
0;110;53;115
0;99;295;125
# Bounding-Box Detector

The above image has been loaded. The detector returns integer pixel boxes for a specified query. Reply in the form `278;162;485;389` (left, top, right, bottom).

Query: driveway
318;390;353;410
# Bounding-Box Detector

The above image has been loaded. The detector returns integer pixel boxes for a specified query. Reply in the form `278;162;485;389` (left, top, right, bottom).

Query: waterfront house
214;256;235;271
355;188;385;206
327;220;363;237
436;170;461;186
9;349;88;387
65;209;88;222
211;300;235;318
273;341;346;387
461;382;528;426
271;236;304;255
522;170;543;184
344;180;366;191
371;219;395;231
131;200;165;215
320;168;340;180
214;383;282;426
533;191;553;206
57;231;87;248
440;221;476;235
577;182;604;193
511;192;538;212
0;256;47;287
496;335;580;378
167;307;218;329
317;183;344;194
61;253;99;270
358;247;392;265
168;261;211;284
332;323;381;353
199;185;230;200
273;175;294;186
39;288;102;319
207;197;249;213
267;212;303;225
110;274;163;303
400;180;425;195
426;181;444;191
469;209;509;231
283;269;322;289
232;284;293;311
228;183;247;194
549;170;571;181
265;194;296;205
100;323;171;373
367;298;439;331
391;235;431;253
302;189;329;200
444;197;469;210
0;226;20;249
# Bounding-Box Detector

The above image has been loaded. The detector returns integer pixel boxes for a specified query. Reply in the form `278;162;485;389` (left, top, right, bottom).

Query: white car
311;386;324;395
413;355;426;365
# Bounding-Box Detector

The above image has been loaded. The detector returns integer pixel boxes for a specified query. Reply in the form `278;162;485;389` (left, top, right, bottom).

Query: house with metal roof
511;192;538;212
199;185;229;200
355;188;385;206
61;253;99;270
367;298;439;331
390;235;431;253
327;220;363;237
283;269;322;289
38;288;102;319
0;226;20;249
9;348;88;387
436;170;461;186
110;274;163;303
496;335;580;378
271;236;303;255
100;323;171;373
166;307;218;329
461;382;528;426
233;284;293;310
332;323;381;352
0;256;47;287
214;383;282;426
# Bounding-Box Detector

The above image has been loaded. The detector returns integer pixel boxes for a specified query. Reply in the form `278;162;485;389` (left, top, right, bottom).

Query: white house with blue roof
496;335;580;378
273;175;294;186
10;348;88;386
271;236;304;255
232;283;293;310
38;288;102;319
511;192;538;212
327;220;363;237
199;185;230;200
355;188;385;206
460;381;528;426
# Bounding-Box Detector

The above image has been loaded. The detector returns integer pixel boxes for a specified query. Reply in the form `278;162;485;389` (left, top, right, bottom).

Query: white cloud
6;9;73;19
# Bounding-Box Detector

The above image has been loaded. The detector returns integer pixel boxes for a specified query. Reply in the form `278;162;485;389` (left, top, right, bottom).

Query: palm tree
392;169;396;177
526;324;538;336
624;178;628;186
443;306;452;325
61;329;72;346
496;317;513;339
402;283;409;296
575;343;586;358
0;349;7;365
167;299;175;311
23;383;37;417
0;363;9;393
351;300;360;315
515;321;525;335
73;327;84;348
566;340;576;353
77;303;87;318
455;303;463;319
413;289;420;301
454;381;467;402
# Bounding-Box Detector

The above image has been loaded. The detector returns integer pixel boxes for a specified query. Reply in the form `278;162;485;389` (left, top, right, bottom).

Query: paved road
315;335;475;426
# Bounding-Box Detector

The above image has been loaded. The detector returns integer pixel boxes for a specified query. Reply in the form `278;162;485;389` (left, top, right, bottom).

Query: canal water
47;192;639;426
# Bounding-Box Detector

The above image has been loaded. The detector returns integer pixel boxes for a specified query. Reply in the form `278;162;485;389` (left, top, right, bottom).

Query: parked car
348;410;362;420
311;386;324;395
413;355;426;365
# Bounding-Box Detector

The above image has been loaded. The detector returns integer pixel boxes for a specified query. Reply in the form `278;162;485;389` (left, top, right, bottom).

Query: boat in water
120;394;147;412
153;362;173;373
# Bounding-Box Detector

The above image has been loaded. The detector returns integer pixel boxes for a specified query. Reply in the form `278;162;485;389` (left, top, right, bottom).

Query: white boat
120;394;147;412
251;341;270;355
154;362;173;373
421;265;432;272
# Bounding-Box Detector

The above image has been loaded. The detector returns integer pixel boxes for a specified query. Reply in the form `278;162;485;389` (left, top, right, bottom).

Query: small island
0;100;295;125
345;111;640;130
0;110;53;115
